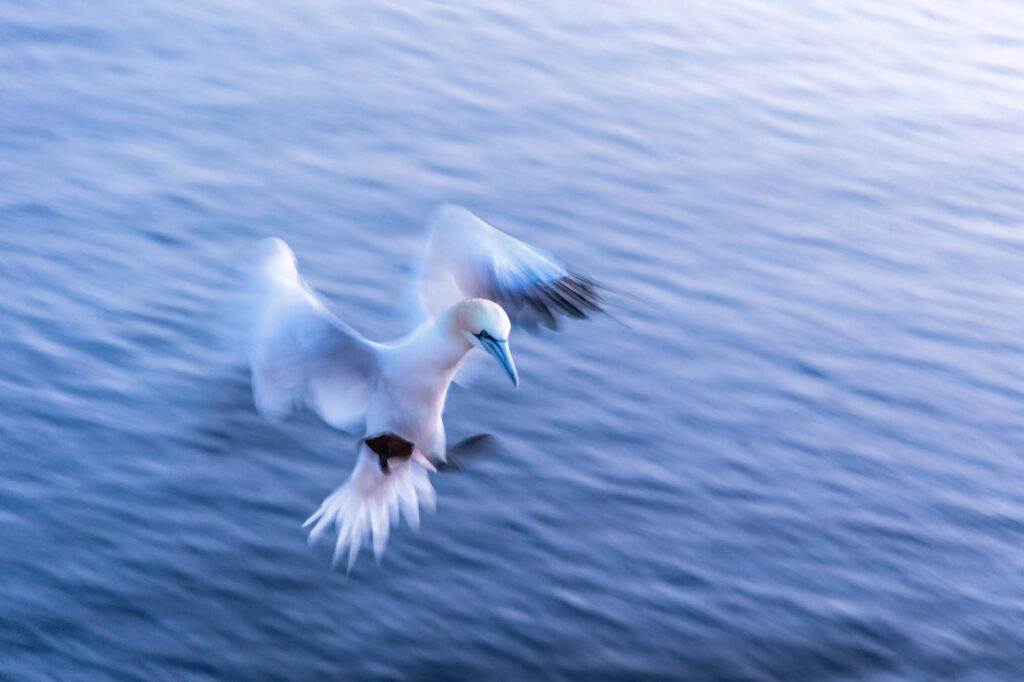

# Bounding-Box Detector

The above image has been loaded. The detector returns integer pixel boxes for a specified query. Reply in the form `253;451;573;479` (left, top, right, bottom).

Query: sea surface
2;1;1024;679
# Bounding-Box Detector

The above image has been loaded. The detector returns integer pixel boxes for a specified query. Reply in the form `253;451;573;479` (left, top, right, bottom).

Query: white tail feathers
303;448;437;571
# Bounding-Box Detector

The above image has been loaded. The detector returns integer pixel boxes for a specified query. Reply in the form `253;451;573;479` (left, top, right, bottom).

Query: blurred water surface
3;0;1024;679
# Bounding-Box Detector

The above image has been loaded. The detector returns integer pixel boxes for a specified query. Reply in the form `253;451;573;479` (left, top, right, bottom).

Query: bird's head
455;298;518;387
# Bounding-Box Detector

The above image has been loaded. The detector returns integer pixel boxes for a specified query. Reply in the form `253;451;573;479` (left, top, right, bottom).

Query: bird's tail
303;447;436;571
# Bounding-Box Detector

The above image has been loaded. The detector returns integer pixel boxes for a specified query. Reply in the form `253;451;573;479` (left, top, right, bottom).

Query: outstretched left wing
245;238;379;430
412;204;602;330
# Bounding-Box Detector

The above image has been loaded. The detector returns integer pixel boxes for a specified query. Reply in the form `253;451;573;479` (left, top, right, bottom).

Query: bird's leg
435;434;495;473
435;457;461;472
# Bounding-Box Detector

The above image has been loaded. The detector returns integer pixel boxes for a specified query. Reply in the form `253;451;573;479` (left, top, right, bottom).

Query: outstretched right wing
411;204;603;331
245;238;379;431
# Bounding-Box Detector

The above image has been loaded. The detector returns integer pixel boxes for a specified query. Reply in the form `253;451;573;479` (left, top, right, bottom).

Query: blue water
3;0;1024;679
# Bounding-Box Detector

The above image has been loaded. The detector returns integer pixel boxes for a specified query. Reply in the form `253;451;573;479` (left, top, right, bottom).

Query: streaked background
2;1;1024;679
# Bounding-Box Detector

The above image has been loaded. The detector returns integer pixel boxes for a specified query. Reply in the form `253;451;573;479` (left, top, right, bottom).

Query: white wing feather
412;204;602;331
246;238;378;430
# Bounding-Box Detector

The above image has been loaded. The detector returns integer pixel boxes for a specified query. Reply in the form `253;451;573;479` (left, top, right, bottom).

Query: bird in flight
244;204;601;569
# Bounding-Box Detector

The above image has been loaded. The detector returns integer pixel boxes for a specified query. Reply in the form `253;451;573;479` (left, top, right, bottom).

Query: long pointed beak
481;337;519;388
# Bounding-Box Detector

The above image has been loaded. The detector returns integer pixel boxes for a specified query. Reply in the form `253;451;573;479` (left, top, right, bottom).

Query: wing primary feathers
413;204;605;332
504;271;604;330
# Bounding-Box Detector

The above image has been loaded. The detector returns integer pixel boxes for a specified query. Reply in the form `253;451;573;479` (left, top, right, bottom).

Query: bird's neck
405;307;473;380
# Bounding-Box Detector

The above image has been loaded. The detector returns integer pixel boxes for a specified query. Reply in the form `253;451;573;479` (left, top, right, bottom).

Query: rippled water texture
3;1;1024;679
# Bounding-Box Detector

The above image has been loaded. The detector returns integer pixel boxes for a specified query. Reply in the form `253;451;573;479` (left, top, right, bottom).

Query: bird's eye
476;330;493;341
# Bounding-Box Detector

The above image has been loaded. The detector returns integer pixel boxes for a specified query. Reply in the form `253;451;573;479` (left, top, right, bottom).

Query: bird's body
243;204;600;569
366;308;472;462
352;309;466;481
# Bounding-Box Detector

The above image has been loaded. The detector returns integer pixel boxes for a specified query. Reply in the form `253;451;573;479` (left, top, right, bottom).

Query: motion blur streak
2;0;1024;679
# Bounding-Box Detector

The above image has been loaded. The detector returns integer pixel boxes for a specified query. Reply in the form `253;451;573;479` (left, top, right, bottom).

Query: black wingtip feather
503;271;604;331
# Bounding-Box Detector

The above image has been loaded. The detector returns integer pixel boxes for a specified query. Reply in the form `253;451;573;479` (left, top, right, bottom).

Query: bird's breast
364;373;448;448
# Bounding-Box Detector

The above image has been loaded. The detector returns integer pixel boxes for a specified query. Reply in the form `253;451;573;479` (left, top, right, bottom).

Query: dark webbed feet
365;433;414;474
436;434;498;473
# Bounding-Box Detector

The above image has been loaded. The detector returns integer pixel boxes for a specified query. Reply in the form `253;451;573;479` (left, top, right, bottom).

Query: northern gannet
244;204;601;569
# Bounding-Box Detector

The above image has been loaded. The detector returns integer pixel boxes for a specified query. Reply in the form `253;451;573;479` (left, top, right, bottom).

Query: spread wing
411;204;602;330
245;238;379;430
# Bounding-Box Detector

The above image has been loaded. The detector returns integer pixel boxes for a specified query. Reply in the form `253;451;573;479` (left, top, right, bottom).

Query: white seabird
244;204;601;569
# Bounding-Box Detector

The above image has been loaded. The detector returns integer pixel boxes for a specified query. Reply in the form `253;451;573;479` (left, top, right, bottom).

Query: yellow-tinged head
453;298;518;387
